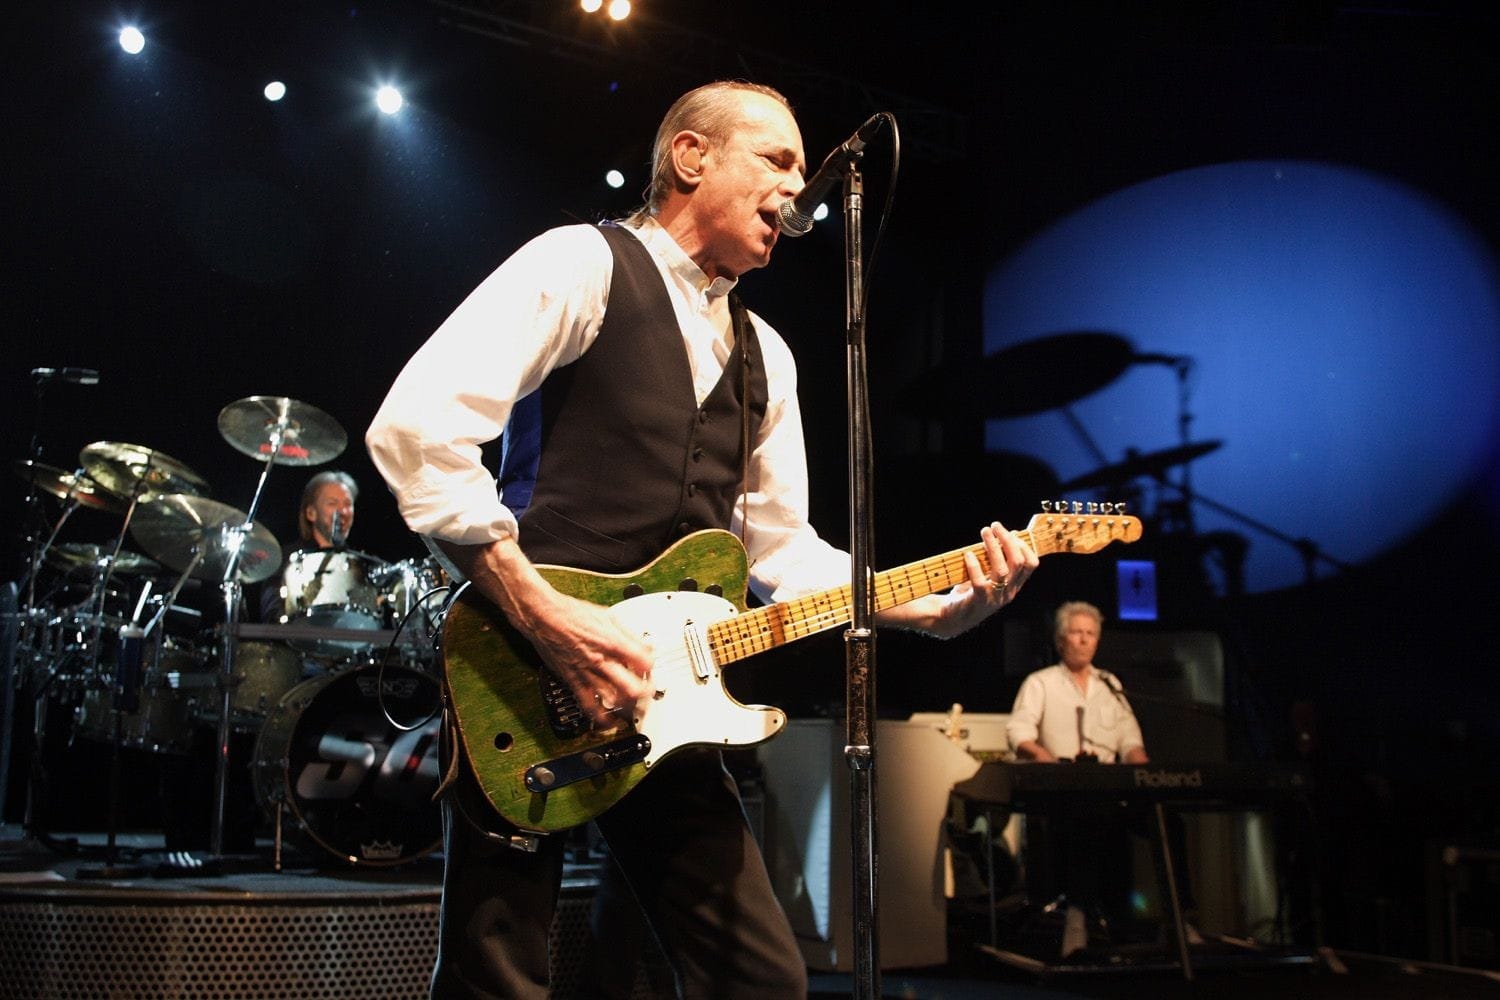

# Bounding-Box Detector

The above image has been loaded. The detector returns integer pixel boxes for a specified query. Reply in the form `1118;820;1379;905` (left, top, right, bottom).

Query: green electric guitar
442;505;1142;832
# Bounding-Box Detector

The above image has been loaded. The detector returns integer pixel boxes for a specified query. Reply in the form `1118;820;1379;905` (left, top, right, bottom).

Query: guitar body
443;529;785;833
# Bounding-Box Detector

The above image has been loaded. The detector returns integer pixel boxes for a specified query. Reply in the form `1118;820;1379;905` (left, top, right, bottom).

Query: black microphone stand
837;155;882;1000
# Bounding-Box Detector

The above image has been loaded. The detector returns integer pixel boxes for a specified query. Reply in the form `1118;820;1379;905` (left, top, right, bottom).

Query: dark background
6;0;1499;961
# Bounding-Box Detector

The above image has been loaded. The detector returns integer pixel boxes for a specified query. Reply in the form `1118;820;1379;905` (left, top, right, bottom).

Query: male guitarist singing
366;80;1039;1000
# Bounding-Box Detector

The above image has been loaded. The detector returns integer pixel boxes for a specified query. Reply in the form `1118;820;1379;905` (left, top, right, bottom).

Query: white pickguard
608;590;786;767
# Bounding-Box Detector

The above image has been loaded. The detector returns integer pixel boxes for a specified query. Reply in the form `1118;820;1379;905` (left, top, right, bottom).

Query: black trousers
430;748;807;999
1030;801;1196;920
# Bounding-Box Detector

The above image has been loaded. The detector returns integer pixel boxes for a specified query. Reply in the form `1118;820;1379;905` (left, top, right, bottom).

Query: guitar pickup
524;734;652;793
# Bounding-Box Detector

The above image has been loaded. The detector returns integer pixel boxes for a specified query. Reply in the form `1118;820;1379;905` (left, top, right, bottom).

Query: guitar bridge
539;671;588;738
524;734;652;793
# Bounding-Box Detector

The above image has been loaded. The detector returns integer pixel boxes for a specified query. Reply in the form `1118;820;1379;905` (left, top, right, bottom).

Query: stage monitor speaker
757;718;980;972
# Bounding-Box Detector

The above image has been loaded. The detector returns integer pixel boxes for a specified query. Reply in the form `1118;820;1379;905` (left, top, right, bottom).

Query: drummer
255;470;359;623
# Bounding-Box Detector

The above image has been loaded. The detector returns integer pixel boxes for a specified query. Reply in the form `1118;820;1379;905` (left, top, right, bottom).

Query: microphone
1070;705;1099;762
32;367;101;385
330;510;345;548
777;115;885;237
1097;669;1133;712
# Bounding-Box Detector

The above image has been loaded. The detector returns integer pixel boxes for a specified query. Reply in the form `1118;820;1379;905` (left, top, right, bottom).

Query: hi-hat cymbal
14;460;124;513
130;494;283;584
904;332;1137;419
45;542;163;577
79;442;210;500
218;396;347;466
1060;441;1223;490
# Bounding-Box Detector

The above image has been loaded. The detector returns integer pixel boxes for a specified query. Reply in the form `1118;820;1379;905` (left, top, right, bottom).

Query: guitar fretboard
706;515;1138;665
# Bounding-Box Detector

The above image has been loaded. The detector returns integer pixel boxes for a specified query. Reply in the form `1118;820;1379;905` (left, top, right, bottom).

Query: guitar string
703;517;1137;665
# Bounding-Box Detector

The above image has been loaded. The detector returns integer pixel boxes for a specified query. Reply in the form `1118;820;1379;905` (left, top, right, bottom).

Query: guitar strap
730;293;751;551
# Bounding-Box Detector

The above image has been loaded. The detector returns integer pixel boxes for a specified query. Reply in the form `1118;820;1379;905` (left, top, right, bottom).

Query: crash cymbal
218;396;347;466
1059;440;1223;490
130;494;283;584
904;332;1136;419
79;442;210;500
45;542;164;577
14;460;124;513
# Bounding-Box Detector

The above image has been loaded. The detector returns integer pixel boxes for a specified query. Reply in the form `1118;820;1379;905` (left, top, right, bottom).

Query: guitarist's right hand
435;535;653;727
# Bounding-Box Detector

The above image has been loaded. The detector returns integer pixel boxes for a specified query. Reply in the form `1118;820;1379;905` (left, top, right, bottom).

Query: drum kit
9;397;446;870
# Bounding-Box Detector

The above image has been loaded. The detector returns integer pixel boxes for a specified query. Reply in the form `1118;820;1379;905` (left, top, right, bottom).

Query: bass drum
253;663;442;867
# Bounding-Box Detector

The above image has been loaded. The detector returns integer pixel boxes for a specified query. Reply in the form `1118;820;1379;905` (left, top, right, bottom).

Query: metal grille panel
0;878;674;999
0;898;439;1000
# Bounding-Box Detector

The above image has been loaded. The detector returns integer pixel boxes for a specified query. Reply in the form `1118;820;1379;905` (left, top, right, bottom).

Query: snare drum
278;549;385;655
253;663;442;867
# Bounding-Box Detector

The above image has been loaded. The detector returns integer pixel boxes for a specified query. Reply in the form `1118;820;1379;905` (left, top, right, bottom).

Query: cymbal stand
18;468;90;615
209;421;286;859
143;550;204;641
7;378;90;848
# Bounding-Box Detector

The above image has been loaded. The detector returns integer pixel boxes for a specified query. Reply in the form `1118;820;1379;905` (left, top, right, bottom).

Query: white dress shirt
1005;663;1146;763
365;218;850;604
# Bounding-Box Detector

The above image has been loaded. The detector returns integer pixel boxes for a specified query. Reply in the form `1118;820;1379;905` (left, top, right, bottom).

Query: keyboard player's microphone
1097;669;1134;714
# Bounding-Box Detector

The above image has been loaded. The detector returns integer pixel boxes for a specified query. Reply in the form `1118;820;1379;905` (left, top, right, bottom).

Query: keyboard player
1005;600;1198;958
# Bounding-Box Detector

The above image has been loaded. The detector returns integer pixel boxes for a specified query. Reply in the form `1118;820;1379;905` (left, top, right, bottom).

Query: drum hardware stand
82;467;153;682
211;482;275;861
5;373;99;853
17;467;93;616
208;405;307;863
76;612;149;880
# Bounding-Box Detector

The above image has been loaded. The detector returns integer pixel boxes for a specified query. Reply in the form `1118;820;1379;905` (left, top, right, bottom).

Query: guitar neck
707;512;1138;665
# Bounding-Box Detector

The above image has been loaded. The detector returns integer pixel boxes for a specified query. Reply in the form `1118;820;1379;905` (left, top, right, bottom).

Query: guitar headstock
1025;501;1143;556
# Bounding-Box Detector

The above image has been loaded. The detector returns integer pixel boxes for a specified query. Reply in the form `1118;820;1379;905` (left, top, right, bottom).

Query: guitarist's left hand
878;520;1038;639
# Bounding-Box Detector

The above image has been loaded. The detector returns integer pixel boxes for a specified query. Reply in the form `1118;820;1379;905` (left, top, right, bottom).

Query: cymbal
45;542;163;577
905;332;1136;419
14;460;124;513
79;442;210;499
1060;441;1223;490
130;494;283;584
218;396;347;466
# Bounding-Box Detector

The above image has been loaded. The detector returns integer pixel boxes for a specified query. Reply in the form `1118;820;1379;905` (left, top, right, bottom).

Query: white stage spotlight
119;26;145;55
375;85;404;115
605;170;625;189
264;81;287;102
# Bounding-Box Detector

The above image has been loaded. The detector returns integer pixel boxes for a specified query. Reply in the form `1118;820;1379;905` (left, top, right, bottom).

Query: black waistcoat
515;225;769;572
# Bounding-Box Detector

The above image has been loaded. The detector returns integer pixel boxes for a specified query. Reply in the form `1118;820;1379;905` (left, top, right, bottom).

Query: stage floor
2;826;1497;1000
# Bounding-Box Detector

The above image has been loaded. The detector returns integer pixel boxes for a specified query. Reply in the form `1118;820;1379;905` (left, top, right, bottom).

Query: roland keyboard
953;760;1312;808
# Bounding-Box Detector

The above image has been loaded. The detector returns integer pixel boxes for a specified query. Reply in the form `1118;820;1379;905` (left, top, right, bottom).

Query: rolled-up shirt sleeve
1005;671;1046;751
366;225;613;545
